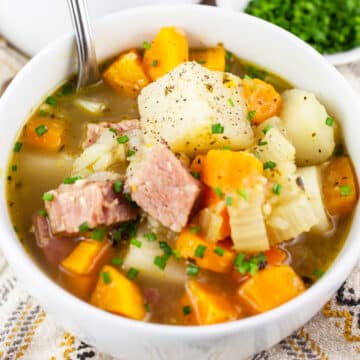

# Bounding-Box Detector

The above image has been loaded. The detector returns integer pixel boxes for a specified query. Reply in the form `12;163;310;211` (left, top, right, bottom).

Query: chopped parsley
42;193;54;201
151;59;158;67
143;41;151;50
186;262;199;276
189;226;201;234
154;255;168;270
13;142;23;152
214;247;225;256
182;305;192;316
194;244;207;258
159;241;172;256
100;271;111;284
78;222;89;232
313;268;324;278
113;180;123;193
45;96;57;107
263;161;277;170
214;187;223;198
228;98;235;107
91;228;106;241
11;165;17;172
248;110;256;122
258;140;268;146
325;116;334;127
64;176;81;184
211;123;224;134
127;268;139;280
144;232;157;241
38;109;49;117
262;124;273;134
191;171;200;180
59;82;75;96
234;252;267;276
237;188;248;200
339;185;352;196
144;303;151;312
272;183;282;195
117;135;129;144
35;124;48;136
38;209;47;217
130;238;142;248
111;258;123;266
127;149;136;157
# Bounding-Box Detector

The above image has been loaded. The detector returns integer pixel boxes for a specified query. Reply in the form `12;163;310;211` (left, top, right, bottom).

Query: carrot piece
143;27;189;81
201;150;263;193
178;293;198;325
264;247;287;266
242;78;282;125
186;280;238;325
60;272;96;300
176;228;235;273
189;46;226;71
23;117;65;152
61;240;111;276
90;265;145;320
201;186;221;208
103;49;149;96
322;156;358;216
190;154;205;174
237;265;305;315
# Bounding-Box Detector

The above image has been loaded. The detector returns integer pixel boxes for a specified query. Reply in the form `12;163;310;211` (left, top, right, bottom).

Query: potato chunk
138;62;254;156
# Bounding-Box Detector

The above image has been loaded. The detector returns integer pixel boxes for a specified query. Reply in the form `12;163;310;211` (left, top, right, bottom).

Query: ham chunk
44;179;138;235
82;119;141;149
33;214;76;265
127;144;201;232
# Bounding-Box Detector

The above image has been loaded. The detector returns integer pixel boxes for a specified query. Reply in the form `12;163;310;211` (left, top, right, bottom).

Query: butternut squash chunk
61;272;96;301
176;228;235;273
23;117;65;152
242;78;282;125
237;265;305;315
90;265;145;320
201;150;263;193
190;46;226;71
143;27;189;80
103;49;149;96
323;156;358;216
186;280;239;325
61;240;111;275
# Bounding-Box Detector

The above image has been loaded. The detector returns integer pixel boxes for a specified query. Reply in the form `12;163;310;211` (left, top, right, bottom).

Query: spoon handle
67;0;100;89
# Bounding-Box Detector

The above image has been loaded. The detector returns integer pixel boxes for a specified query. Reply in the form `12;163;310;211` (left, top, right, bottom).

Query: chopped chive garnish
154;255;168;270
263;125;273;134
111;257;123;266
11;165;17;171
214;246;225;256
263;161;276;170
127;149;136;157
100;271;111;284
248;110;256;122
35;124;48;136
38;209;47;217
189;226;201;234
78;222;89;232
225;63;230;72
249;262;259;276
222;146;231;150
325;117;334;127
333;145;343;157
225;50;233;61
225;196;232;206
234;252;267;276
244;74;252;80
228;98;235;107
186;262;199;276
272;183;282;195
191;171;200;180
13;225;18;233
144;232;157;241
64;176;81;184
172;249;182;260
258;140;268;146
91;228;106;241
59;82;75;96
127;267;139;280
237;188;247;200
42;193;54;201
45;96;57;107
339;185;352;196
143;41;151;50
109;128;117;134
13;142;23;152
196;60;206;65
159;241;172;255
130;238;142;248
117;135;129;144
113;180;123;193
214;187;223;198
38;109;49;117
211;123;224;134
313;268;324;278
194;244;207;258
144;303;151;312
234;253;246;267
151;59;158;67
182;305;192;316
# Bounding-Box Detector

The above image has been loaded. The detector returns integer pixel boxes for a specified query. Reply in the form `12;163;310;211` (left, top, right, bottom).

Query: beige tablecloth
0;38;360;360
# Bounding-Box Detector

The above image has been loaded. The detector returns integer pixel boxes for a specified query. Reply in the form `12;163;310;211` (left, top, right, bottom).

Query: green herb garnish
144;232;157;241
79;222;89;232
228;98;235;107
313;268;324;278
214;247;225;256
339;185;352;196
262;125;273;134
151;59;158;67
113;180;123;193
194;244;207;258
211;123;224;134
117;135;129;144
225;196;232;206
127;267;139;280
143;41;151;50
154;255;168;270
325;117;334;127
91;228;106;241
64;176;81;184
189;226;201;234
11;165;17;171
214;187;223;198
272;183;282;195
237;188;247;200
248;110;256;122
38;209;47;217
111;257;123;266
182;305;192;316
100;271;111;284
191;171;200;180
35;124;48;136
130;238;142;248
263;161;276;170
13;142;23;152
45;96;57;107
186;262;199;276
127;149;136;157
42;193;54;201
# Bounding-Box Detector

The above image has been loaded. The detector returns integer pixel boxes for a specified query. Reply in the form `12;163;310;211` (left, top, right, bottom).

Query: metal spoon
67;0;100;89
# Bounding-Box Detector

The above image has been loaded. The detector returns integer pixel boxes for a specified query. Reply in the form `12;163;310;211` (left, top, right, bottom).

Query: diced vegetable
90;265;146;320
23;117;65;152
296;166;331;232
189;46;226;71
176;228;235;273
237;265;305;314
201;150;263;192
103;49;150;96
123;235;186;283
190;154;205;174
227;191;270;252
74;98;107;115
280;89;335;165
143;27;189;80
322;156;358;216
61;240;111;275
267;193;318;243
242;78;282;124
186;280;239;324
264;247;287;266
254;116;287;139
60;272;96;300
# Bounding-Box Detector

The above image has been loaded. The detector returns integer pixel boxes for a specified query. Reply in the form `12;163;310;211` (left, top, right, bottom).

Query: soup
6;27;358;325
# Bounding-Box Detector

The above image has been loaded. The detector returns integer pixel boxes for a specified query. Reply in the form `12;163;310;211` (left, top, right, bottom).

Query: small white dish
215;0;360;65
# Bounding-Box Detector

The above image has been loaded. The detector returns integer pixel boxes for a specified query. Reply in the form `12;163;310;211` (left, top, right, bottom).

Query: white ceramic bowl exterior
215;0;360;65
0;5;359;360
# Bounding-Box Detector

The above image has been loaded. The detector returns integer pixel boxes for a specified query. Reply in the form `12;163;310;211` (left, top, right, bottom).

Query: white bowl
0;4;360;360
216;0;360;65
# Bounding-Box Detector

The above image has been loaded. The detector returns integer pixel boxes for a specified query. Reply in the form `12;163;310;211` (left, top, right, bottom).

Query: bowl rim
0;3;360;339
